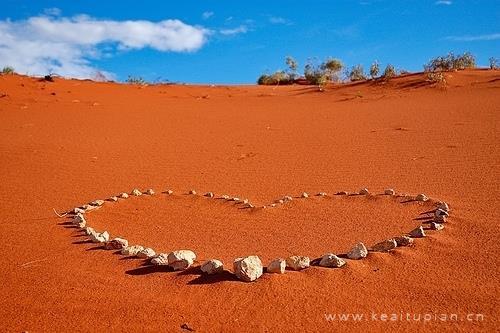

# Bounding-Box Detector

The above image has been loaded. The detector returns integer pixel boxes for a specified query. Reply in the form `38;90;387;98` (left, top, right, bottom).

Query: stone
347;242;368;260
336;191;349;195
165;189;174;195
394;235;414;246
131;189;142;196
90;199;105;206
283;196;293;201
73;207;85;214
221;194;230;200
267;258;286;274
276;199;284;204
301;192;309;198
415;193;428;202
121;245;145;256
137;247;156;259
201;259;224;274
409;226;426;238
104;238;129;250
108;196;118;202
270;204;277;207
437;202;449;212
233;256;263;282
82;204;98;212
317;192;327;197
204;192;214;198
150;253;169;265
72;213;86;226
246;203;255;208
384;188;396;195
119;192;129;199
189;190;197;195
286;256;310;270
319;253;346;268
371;239;397;252
84;226;95;236
145;188;155;195
435;209;449;218
430;222;444;230
435;215;448;223
232;197;240;202
359;188;369;195
242;199;249;204
168;250;197;271
89;230;110;243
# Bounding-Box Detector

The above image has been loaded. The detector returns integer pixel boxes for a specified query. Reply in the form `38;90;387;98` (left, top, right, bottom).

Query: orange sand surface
0;70;498;332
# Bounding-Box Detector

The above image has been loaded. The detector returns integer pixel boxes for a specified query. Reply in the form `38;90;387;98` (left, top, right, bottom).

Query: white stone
435;209;449;218
319;253;346;268
384;188;395;195
82;204;98;212
221;194;230;200
72;213;86;226
145;188;155;195
150;253;169;265
267;258;286;274
73;207;85;214
359;188;369;195
242;199;249;204
394;235;414;246
119;192;129;199
84;226;95;236
430;222;444;230
204;192;214;198
437;202;449;211
301;192;309;198
131;189;142;196
337;191;349;195
168;250;197;271
90;199;105;206
415;193;429;202
347;242;368;260
371;239;397;252
233;256;263;282
409;226;426;238
201;259;224;274
189;190;197;195
284;196;293;201
317;192;327;197
108;196;118;202
121;245;145;256
165;189;174;195
286;255;310;270
89;230;110;243
276;199;284;204
137;247;156;259
104;238;129;250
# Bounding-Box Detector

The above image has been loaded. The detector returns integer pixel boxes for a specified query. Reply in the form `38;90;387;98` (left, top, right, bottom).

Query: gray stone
415;193;429;202
104;238;129;250
371;239;397;252
150;253;169;265
233;256;263;282
430;222;444;230
200;259;224;274
359;188;369;195
286;256;310;270
409;226;426;238
267;258;286;274
121;245;145;256
89;230;109;243
137;247;156;259
347;242;368;260
384;188;395;195
168;250;197;271
394;235;414;247
319;253;346;268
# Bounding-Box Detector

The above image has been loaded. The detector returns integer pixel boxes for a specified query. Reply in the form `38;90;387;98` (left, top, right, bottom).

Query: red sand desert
0;70;499;332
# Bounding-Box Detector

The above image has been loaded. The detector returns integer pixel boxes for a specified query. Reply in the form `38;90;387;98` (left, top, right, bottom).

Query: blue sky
1;0;499;83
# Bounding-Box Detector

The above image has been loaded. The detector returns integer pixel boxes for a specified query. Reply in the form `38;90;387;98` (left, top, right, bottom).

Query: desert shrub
1;66;15;75
304;62;328;86
349;64;367;82
321;58;343;82
426;71;446;84
126;75;147;85
424;52;476;72
399;69;411;75
369;61;379;79
257;71;291;85
285;56;298;81
382;64;397;79
489;57;498;70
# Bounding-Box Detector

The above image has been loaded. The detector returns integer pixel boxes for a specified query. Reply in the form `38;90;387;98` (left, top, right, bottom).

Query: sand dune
0;70;498;332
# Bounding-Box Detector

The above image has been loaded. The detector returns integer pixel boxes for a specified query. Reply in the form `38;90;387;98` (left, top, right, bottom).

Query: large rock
233;256;263;282
319;253;346;268
394;235;414;247
168;250;197;271
89;230;109;243
121;245;145;256
347;242;368;260
415;193;429;202
137;247;156;259
267;258;286;274
201;259;224;275
286;256;310;270
371;239;397;252
409;226;426;238
150;253;169;266
104;238;129;250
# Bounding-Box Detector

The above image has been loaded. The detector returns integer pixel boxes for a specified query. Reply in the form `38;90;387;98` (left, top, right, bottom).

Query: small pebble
384;188;395;195
204;192;214;198
131;189;142;196
430;222;444;230
415;193;428;202
119;192;129;199
409;226;426;238
359;188;369;195
301;192;309;198
189;190;197;195
145;189;155;195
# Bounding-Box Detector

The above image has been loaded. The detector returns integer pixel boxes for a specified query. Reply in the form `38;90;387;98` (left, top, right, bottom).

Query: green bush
424;52;475;72
321;58;343;82
257;71;291;85
1;66;15;75
349;64;367;82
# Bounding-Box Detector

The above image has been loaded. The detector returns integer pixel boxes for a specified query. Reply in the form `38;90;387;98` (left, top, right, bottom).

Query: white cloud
445;33;500;41
202;11;214;20
435;0;452;5
269;16;288;25
219;25;248;36
0;14;209;79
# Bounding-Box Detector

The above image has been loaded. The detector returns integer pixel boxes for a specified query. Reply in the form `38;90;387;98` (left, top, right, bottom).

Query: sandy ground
0;70;498;332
